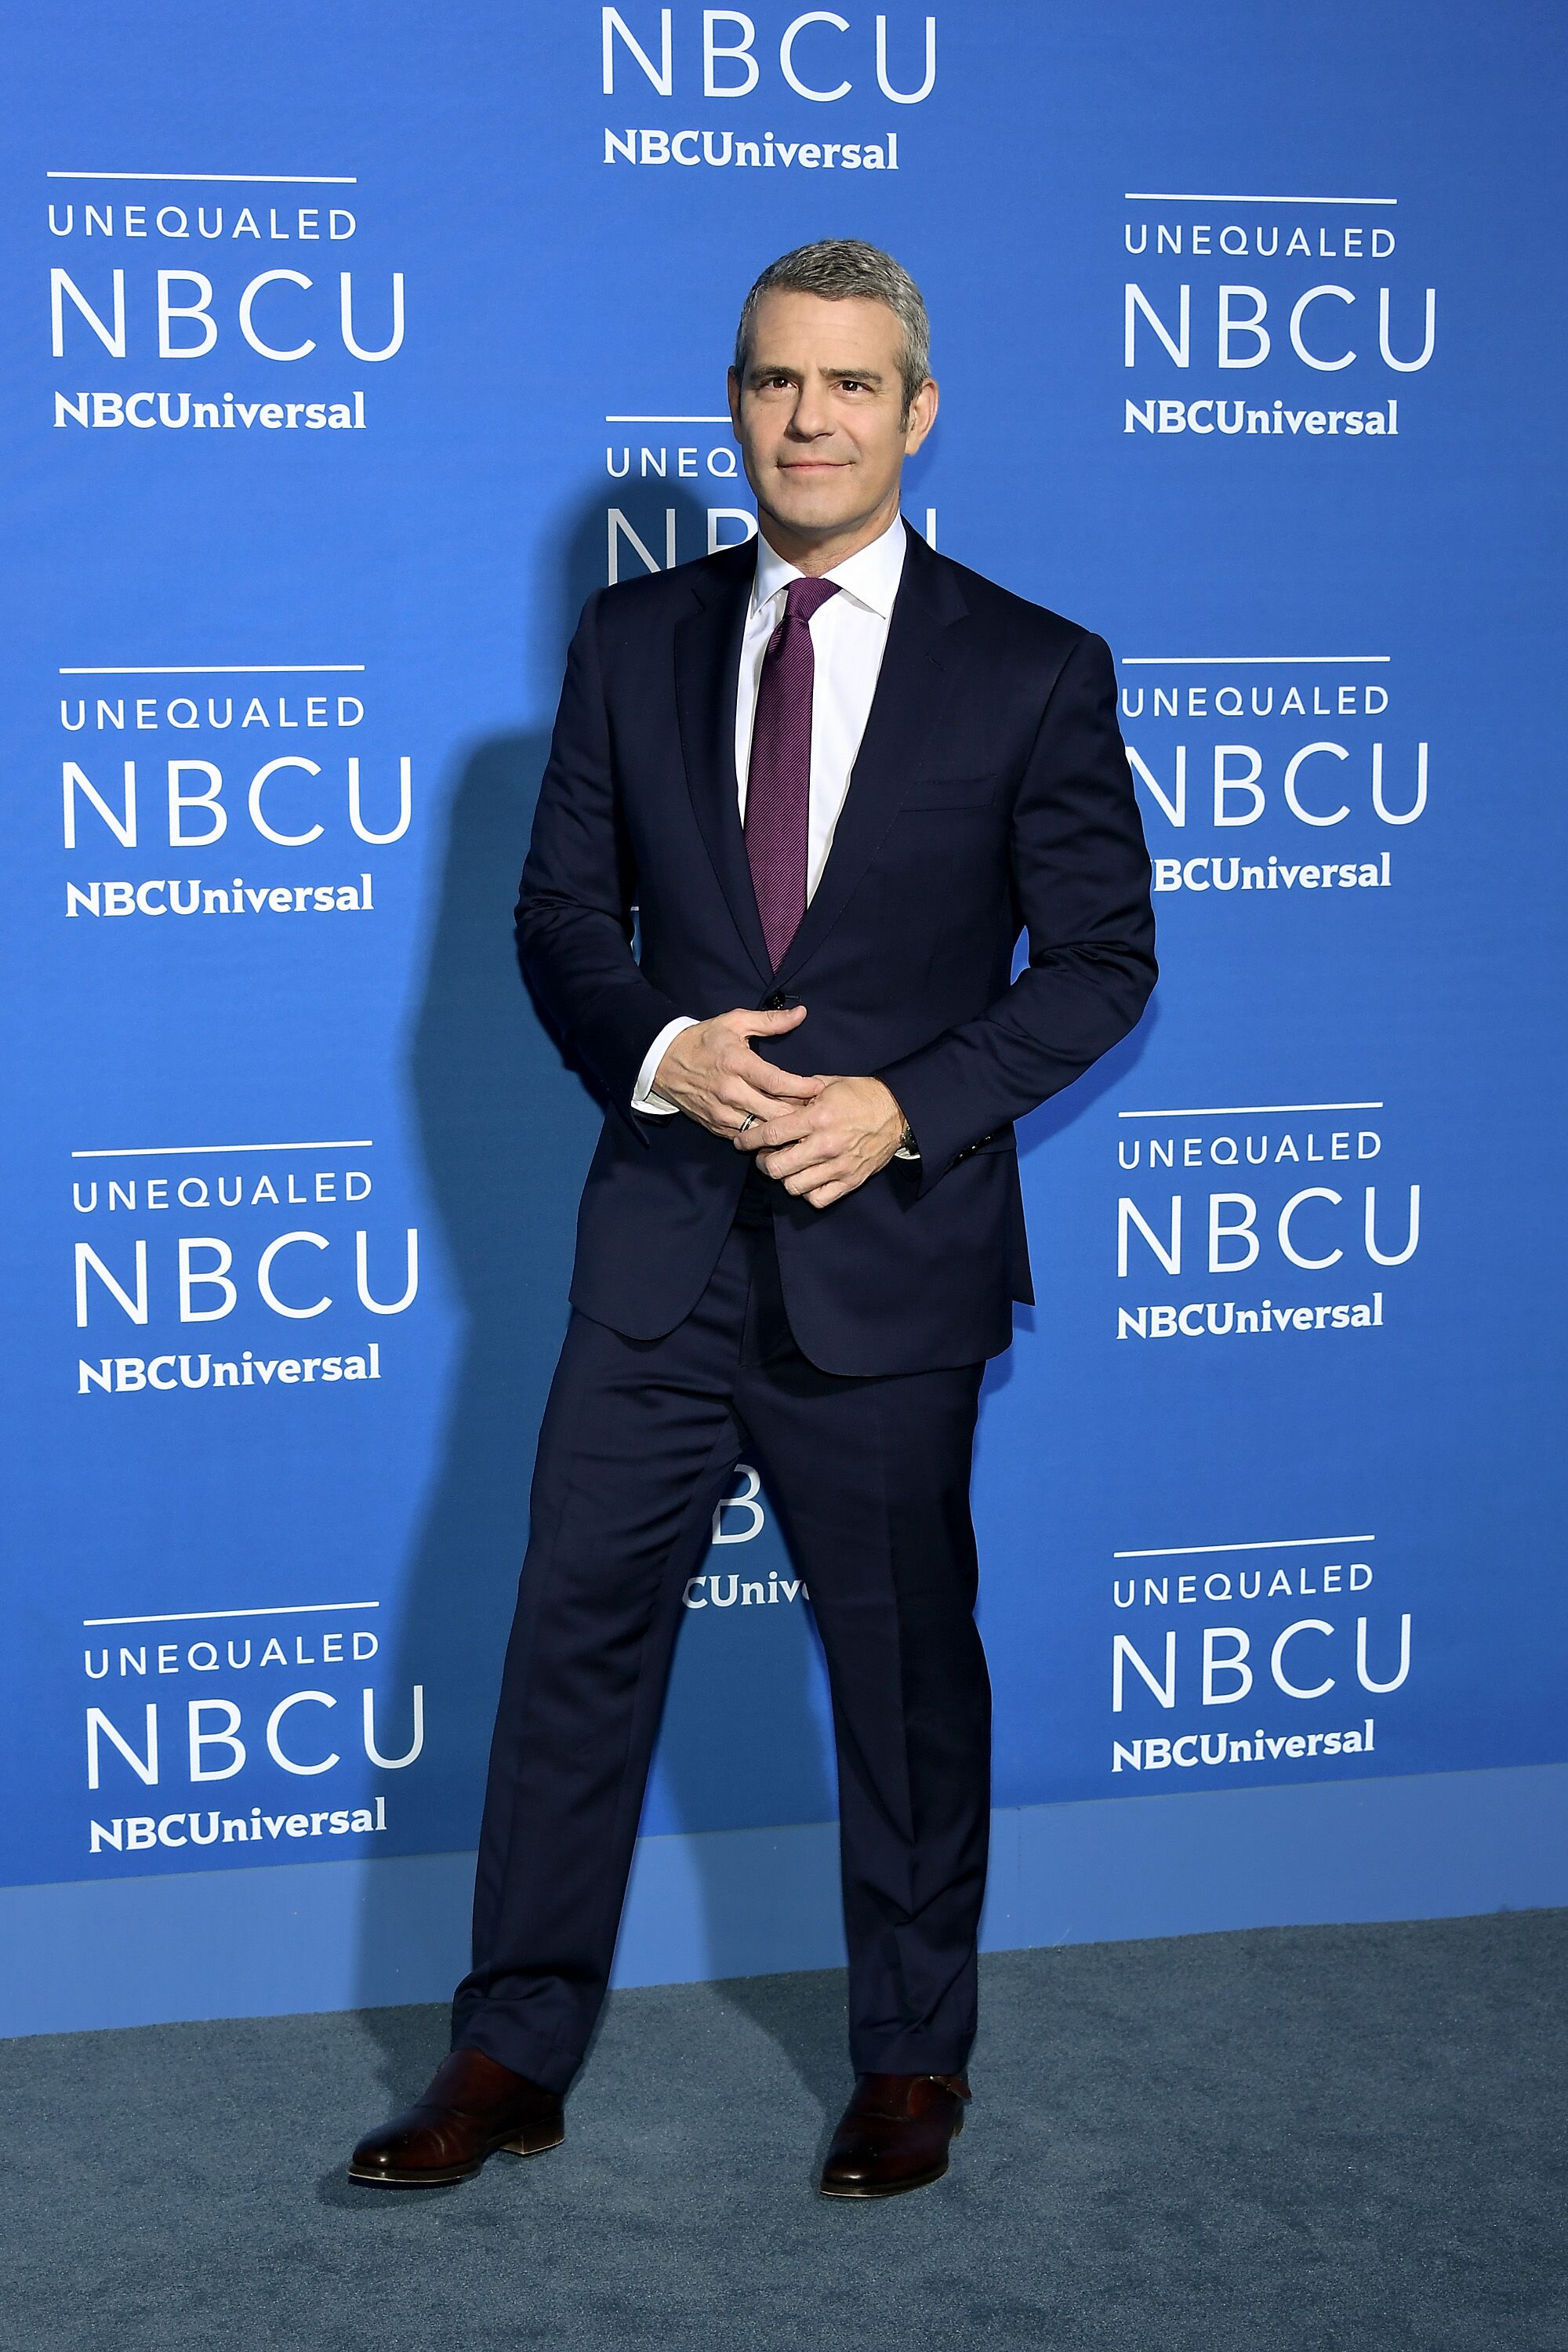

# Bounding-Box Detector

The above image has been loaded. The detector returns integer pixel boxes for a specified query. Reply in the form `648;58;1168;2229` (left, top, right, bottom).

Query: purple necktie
744;575;840;968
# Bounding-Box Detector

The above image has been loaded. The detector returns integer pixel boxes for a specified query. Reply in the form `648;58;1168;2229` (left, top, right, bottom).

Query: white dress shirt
633;511;909;1113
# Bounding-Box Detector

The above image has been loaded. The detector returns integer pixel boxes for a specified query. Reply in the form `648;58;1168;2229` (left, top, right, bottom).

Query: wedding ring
738;1112;757;1134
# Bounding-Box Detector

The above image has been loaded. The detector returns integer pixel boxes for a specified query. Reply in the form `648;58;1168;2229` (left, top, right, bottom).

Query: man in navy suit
351;239;1156;2198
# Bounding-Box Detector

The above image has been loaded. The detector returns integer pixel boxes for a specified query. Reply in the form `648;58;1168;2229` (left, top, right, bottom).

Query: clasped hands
651;1005;906;1210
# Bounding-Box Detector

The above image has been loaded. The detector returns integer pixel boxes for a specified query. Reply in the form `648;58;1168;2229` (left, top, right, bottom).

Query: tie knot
783;575;840;625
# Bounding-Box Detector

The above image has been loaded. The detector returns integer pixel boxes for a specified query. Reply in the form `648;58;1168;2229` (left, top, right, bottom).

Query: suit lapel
673;542;773;983
773;524;968;989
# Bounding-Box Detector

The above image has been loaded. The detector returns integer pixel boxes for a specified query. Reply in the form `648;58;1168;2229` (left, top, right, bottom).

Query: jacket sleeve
515;593;685;1134
875;628;1156;1192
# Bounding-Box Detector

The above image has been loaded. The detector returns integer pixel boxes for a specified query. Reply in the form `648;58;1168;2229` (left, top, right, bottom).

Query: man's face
728;289;937;545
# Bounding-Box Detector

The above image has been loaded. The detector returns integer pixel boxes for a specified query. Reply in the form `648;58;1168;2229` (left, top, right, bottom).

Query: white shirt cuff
633;1016;699;1115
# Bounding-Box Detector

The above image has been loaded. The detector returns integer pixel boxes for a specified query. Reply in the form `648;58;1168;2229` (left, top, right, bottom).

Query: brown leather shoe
347;2048;564;2187
818;2072;971;2199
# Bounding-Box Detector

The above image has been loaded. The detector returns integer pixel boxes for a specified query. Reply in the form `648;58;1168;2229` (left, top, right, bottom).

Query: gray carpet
4;1912;1564;2351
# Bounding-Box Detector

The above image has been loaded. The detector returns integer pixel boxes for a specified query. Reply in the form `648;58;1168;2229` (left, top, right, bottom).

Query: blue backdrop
5;0;1566;2034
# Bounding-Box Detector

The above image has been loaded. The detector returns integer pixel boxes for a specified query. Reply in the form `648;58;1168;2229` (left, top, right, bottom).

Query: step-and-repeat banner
5;3;1563;2016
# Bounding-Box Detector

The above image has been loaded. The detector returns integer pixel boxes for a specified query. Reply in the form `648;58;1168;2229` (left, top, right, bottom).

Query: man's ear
727;365;743;436
903;376;938;453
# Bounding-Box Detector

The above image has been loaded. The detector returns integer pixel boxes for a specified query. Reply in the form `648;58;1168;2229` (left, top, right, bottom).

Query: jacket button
760;990;787;1011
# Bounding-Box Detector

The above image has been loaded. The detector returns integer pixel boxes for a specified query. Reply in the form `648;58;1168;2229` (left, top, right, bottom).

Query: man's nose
786;391;835;439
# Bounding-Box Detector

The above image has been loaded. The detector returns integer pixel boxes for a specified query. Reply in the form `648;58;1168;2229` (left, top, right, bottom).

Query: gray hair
734;238;931;416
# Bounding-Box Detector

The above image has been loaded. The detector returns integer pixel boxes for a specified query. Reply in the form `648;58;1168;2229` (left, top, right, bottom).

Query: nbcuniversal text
89;1795;389;1855
1120;671;1428;917
78;1345;383;1395
1113;1113;1417;1343
55;389;371;433
67;875;378;920
71;1154;417;1397
1108;1569;1411;1776
80;1613;424;1862
1121;189;1437;441
44;191;402;434
53;684;411;919
1112;1719;1377;1772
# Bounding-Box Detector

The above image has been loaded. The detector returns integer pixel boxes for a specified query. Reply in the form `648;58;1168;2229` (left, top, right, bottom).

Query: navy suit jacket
517;523;1156;1376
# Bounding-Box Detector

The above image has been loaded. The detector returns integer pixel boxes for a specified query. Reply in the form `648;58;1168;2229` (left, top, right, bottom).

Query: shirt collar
751;510;908;621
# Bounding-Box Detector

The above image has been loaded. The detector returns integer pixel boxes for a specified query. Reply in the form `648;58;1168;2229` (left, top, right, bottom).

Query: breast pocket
898;775;1000;812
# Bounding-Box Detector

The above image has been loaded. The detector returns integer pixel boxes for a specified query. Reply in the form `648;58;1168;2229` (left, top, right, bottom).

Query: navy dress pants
451;1200;991;2096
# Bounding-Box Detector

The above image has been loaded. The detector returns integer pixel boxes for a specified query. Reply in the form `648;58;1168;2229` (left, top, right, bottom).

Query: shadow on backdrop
350;483;1155;2125
351;485;832;2113
349;485;610;2107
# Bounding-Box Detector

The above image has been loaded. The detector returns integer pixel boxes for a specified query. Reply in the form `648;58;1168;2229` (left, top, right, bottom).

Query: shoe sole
818;2154;951;2200
347;2127;564;2188
818;2104;963;2200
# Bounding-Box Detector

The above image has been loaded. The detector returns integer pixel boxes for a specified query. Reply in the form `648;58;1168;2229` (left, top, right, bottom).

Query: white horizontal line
47;171;357;183
83;1600;379;1628
71;1139;373;1159
59;663;365;676
1123;192;1396;205
1113;1536;1376;1559
604;413;730;423
1117;1102;1382;1119
1120;655;1389;666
